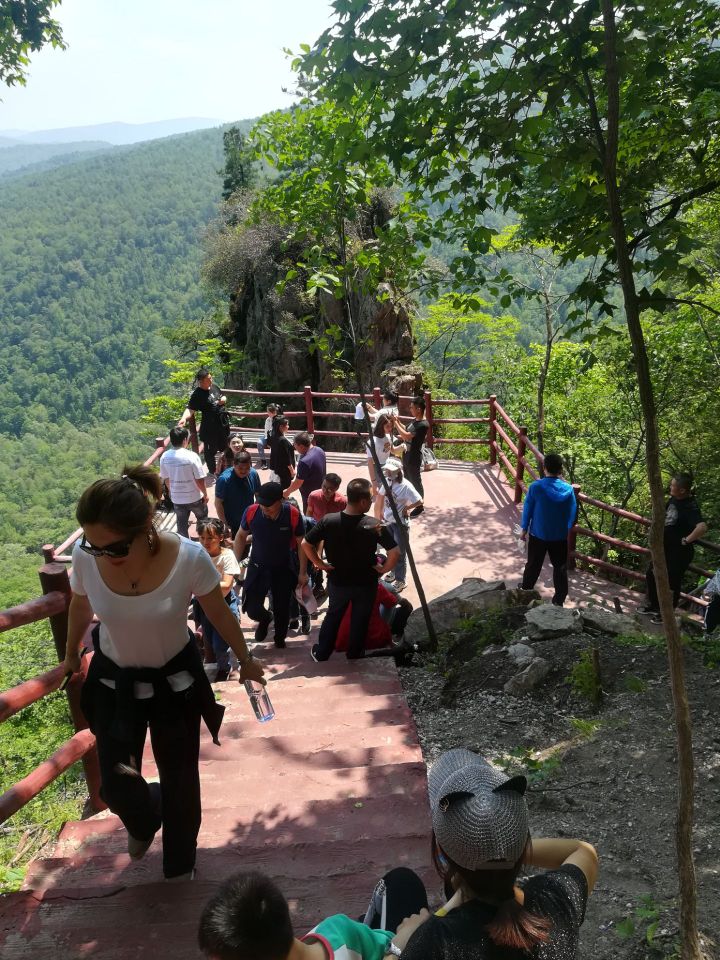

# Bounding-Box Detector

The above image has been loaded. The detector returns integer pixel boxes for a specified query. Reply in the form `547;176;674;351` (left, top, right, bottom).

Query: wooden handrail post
424;389;434;449
38;563;72;661
188;414;199;453
514;426;528;503
155;436;165;450
37;563;105;812
568;484;581;571
373;386;382;410
488;395;497;465
303;385;315;434
42;544;55;562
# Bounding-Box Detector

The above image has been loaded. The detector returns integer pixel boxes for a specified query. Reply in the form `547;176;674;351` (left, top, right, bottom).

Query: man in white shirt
159;427;209;538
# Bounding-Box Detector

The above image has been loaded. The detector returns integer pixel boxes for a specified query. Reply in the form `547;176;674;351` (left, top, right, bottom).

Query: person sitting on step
198;869;428;960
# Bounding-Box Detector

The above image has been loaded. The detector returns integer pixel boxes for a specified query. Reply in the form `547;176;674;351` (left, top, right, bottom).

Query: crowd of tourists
60;367;719;955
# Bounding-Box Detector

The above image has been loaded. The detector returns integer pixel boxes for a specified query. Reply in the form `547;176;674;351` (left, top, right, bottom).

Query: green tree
220;125;258;199
302;2;720;954
0;0;64;87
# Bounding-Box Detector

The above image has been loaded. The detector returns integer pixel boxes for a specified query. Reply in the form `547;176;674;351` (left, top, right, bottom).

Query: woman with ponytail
392;749;598;959
62;466;265;881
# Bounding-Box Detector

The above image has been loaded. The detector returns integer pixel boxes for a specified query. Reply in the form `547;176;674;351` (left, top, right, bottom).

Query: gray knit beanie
429;749;530;870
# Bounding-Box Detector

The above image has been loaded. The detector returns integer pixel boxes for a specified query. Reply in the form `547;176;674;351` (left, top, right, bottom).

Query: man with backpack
233;482;307;649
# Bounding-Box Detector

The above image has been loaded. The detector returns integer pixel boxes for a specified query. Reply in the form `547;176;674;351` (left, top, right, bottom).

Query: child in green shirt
198;871;416;960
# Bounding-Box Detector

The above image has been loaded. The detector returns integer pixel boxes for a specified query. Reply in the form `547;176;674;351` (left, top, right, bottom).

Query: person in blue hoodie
519;453;577;606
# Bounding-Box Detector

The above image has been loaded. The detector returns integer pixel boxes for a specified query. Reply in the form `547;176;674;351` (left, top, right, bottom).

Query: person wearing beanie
392;748;598;959
519;453;577;606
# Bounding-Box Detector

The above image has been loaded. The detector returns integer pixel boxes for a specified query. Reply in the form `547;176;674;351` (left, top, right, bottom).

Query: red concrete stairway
1;639;431;959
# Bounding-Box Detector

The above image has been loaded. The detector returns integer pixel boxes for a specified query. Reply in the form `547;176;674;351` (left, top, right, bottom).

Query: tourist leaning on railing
62;466;265;881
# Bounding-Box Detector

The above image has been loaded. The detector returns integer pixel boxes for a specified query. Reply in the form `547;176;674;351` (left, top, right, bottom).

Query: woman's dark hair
431;833;551;951
196;517;230;546
383;390;399;405
672;471;694;494
198;871;294;960
271;416;289;439
76;466;162;537
373;413;392;438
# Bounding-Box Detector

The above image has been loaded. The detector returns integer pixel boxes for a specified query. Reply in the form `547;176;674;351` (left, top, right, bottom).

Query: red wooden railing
0;563;104;825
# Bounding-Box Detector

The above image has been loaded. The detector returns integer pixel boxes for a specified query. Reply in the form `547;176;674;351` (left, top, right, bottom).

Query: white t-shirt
263;415;274;438
71;536;219;698
367;434;393;465
383;478;422;523
159;446;207;504
212;547;241;588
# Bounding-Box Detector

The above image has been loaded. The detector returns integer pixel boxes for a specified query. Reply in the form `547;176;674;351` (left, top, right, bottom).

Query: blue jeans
193;591;239;671
387;521;409;582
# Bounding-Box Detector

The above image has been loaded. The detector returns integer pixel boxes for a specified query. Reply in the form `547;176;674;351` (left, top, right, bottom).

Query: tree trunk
536;295;553;454
600;3;702;956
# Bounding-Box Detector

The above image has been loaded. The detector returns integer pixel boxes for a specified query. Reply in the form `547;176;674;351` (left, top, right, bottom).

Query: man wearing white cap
380;458;422;593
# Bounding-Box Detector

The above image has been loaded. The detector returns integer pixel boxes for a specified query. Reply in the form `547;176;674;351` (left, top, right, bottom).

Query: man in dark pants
519;453;577;607
302;478;400;660
392;396;429;499
234;482;307;649
643;472;707;622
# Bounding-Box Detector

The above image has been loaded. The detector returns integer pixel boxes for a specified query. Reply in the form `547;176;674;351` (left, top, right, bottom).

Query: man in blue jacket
519;453;577;606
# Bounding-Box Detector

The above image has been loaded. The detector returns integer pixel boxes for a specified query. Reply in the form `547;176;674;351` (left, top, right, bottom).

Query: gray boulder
507;642;536;665
504;657;551;696
580;606;640;636
524;604;580;639
404;578;507;646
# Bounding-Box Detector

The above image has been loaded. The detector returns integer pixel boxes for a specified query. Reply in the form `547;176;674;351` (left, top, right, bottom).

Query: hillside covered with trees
0;126;232;554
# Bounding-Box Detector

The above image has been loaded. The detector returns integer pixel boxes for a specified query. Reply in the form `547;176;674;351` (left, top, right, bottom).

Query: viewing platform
2;391;716;957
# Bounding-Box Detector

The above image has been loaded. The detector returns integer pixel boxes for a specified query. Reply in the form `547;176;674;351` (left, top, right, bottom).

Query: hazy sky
0;0;336;131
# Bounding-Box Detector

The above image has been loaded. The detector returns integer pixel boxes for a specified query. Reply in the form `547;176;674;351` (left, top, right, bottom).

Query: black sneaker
300;612;311;635
310;644;321;662
639;605;660;616
274;637;287;649
289;618;300;632
254;614;273;643
650;613;663;624
259;460;268;470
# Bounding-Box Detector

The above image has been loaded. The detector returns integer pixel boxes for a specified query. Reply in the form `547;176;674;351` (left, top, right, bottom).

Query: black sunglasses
79;534;133;559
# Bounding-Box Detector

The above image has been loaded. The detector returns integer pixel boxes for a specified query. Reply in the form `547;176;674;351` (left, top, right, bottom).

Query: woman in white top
367;413;404;519
63;465;265;881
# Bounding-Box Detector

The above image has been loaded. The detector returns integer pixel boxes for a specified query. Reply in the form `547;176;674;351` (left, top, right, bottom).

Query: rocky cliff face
205;190;422;407
223;226;419;399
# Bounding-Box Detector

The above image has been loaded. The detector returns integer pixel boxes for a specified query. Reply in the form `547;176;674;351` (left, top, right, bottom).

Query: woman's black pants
89;681;202;879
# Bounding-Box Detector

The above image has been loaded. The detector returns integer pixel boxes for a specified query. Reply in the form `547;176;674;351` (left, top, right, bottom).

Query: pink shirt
307;489;347;521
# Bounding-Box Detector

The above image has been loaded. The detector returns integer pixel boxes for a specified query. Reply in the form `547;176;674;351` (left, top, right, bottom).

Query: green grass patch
569;716;603;738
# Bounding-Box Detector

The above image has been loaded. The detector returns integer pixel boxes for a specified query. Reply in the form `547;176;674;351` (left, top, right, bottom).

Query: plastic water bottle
244;680;275;723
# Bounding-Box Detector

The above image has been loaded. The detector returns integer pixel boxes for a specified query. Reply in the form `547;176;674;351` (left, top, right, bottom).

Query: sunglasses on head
79;534;134;559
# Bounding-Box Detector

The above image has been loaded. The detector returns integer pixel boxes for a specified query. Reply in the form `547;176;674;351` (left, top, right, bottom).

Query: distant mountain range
0;117;222;146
